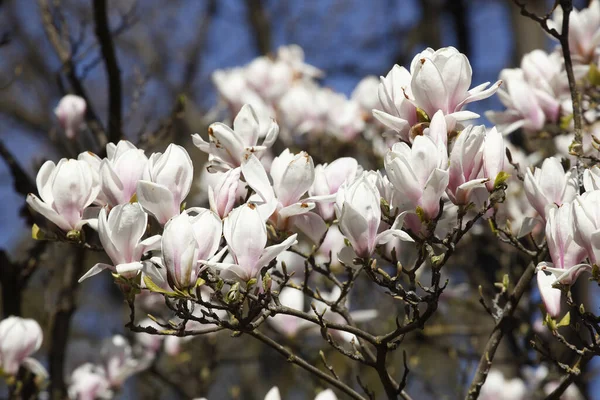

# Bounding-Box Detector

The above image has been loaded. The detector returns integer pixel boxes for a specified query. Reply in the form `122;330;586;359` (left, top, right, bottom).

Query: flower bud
0;317;43;375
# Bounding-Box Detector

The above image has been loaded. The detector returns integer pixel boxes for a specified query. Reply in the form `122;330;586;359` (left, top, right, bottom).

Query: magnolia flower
548;0;600;62
101;335;147;388
278;83;331;135
351;75;380;114
310;158;358;221
372;64;417;142
277;44;323;78
335;173;413;258
78;203;161;282
55;94;86;139
479;370;527;400
447;125;488;205
326;92;365;141
0;317;43;375
385;135;448;219
68;363;112;400
100;140;148;206
242;150;328;243
265;387;282;400
486;68;560;135
192;104;278;171
315;389;338;400
209;203;298;281
410;47;501;121
521;50;564;96
524;157;578;221
212;67;249;112
136;144;193;225
161;209;222;290
268;287;311;337
245;56;293;101
264;386;338;400
573;190;600;263
208;167;241;219
537;205;587;317
27;158;99;232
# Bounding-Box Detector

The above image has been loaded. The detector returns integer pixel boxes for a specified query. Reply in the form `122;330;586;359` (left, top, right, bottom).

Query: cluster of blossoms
212;44;379;142
487;0;600;156
17;1;600;395
22;43;512;398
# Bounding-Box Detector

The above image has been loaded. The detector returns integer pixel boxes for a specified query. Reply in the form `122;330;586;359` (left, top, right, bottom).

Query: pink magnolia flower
410;47;501;121
326;92;365;141
351;75;380;115
277;83;331;135
55;94;86;139
242;150;328;243
315;389;338;400
208;203;298;281
384;135;448;220
335;173;413;258
192;104;278;171
212;67;249;112
372;64;417;142
268;287;312;337
99;140;148;206
78;203;161;282
524;157;578;221
486;67;560;135
245;56;293;101
537;205;588;317
447;125;488;205
207;167;241;219
309;157;358;221
0;317;43;375
548;0;600;62
161;209;222;290
277;44;323;78
136;144;193;225
100;335;146;388
479;370;526;400
27;158;99;232
68;363;112;400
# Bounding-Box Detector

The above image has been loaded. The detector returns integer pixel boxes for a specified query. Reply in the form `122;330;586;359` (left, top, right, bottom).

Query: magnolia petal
537;270;561;318
136;181;179;225
115;261;144;277
255;234;299;274
78;263;113;283
241;153;275;203
291;212;327;244
26;194;71;231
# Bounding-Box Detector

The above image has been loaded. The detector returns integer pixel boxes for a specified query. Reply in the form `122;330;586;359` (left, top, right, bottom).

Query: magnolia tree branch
248;329;366;400
245;0;271;55
93;0;123;145
465;245;547;400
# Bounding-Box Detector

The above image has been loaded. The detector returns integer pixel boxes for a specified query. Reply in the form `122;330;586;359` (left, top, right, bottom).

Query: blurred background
0;0;595;399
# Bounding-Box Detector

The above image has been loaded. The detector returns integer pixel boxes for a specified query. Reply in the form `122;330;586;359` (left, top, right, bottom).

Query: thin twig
248;330;366;400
